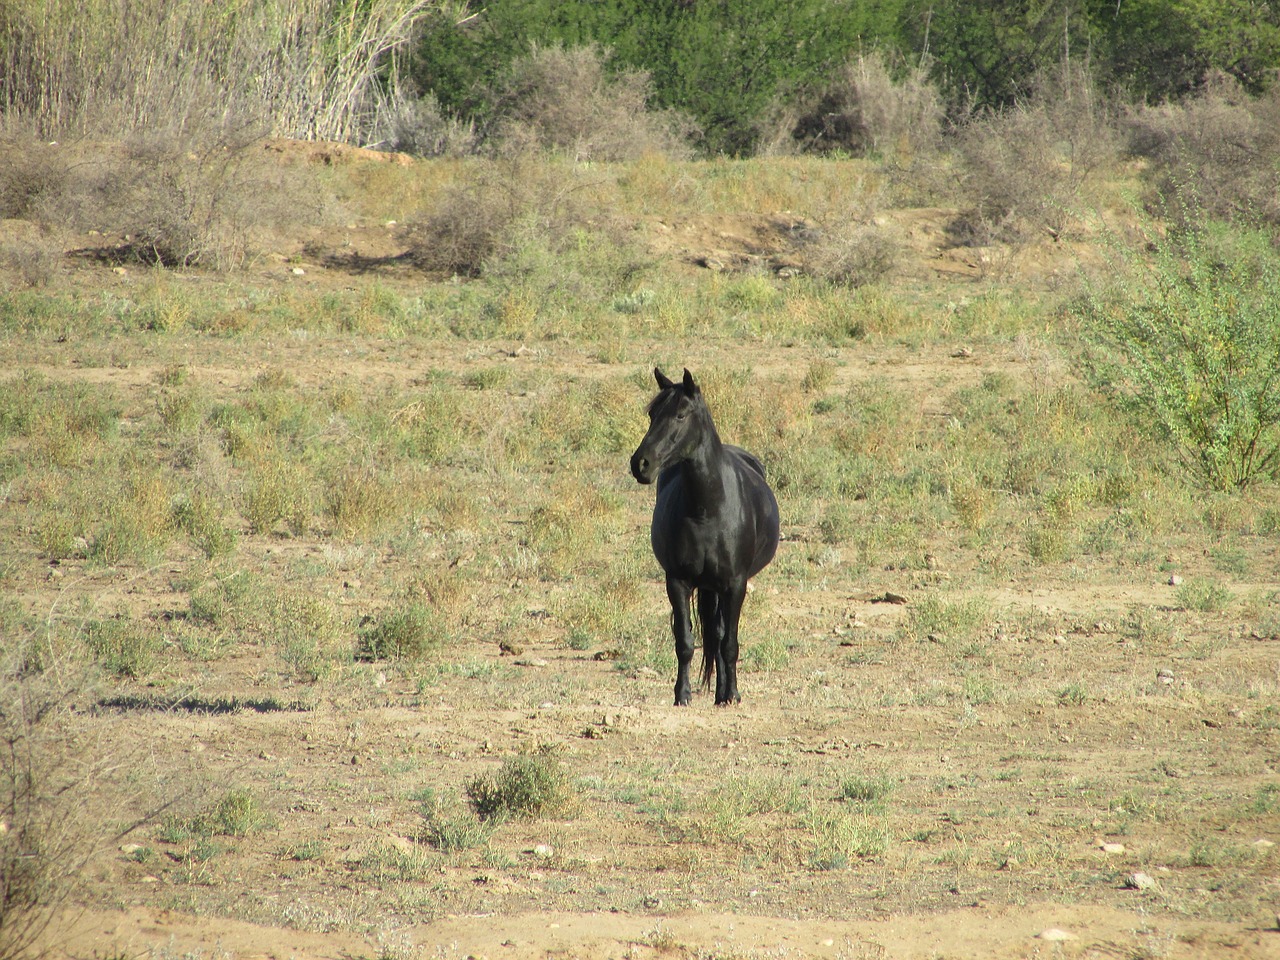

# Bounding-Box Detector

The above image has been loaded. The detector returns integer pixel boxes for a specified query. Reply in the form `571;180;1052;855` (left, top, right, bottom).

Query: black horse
630;368;780;706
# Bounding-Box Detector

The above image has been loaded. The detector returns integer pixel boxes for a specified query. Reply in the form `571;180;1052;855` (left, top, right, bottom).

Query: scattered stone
291;266;306;275
120;843;145;855
1157;668;1176;684
1168;574;1183;586
532;844;554;859
514;657;548;667
1125;871;1157;891
1100;842;1126;855
1038;928;1078;942
112;266;127;275
1253;839;1275;851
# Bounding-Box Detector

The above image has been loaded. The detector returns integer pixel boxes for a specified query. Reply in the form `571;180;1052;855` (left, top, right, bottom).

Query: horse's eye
675;411;689;422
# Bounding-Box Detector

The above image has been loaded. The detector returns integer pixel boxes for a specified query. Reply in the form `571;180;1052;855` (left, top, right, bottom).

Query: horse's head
630;367;710;484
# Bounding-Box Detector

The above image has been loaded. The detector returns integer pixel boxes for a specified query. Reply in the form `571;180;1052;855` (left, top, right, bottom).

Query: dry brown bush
0;672;105;959
403;148;610;277
1124;71;1280;227
383;90;481;158
28;120;327;270
952;66;1120;246
489;44;695;162
782;53;944;160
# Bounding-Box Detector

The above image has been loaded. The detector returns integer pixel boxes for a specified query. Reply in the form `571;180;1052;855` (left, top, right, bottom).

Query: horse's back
726;444;767;480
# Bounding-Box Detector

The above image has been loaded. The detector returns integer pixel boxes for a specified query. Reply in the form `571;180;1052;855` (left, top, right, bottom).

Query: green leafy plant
1080;219;1280;490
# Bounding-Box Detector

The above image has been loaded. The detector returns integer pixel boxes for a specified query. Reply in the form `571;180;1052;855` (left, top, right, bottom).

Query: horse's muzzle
630;451;656;484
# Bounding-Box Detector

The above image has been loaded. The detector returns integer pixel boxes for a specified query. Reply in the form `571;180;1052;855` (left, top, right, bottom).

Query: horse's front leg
715;581;748;705
667;578;695;706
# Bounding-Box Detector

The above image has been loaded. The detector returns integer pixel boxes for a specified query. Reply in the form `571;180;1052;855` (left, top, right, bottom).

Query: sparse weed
83;615;163;679
806;808;890;869
901;594;989;644
1175;579;1234;614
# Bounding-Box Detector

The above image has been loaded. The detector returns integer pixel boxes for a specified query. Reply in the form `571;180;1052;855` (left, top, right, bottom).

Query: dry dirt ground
3;144;1279;960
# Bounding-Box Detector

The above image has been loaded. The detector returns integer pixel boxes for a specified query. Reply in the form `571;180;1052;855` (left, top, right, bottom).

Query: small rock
1038;929;1078;942
112;266;127;275
1168;574;1183;586
1125;871;1156;891
514;657;548;667
1100;842;1126;855
291;266;306;276
1253;839;1275;851
532;844;554;859
120;843;145;855
1157;668;1176;684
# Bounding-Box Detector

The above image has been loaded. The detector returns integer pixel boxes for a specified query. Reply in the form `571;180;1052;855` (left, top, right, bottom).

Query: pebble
532;844;554;859
1038;928;1078;941
1125;871;1157;891
1253;839;1275;851
1100;842;1126;855
514;657;548;667
1168;574;1183;586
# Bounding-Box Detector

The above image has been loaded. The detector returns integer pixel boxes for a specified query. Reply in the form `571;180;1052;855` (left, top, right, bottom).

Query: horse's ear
682;368;699;395
654;367;675;390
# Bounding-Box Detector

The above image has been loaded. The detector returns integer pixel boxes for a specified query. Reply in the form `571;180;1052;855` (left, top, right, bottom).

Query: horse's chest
652;498;741;582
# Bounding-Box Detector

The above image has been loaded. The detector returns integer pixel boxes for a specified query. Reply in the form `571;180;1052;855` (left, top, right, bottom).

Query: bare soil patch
3;146;1278;960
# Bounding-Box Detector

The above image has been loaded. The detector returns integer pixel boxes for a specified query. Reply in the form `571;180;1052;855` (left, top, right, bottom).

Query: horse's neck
681;422;728;506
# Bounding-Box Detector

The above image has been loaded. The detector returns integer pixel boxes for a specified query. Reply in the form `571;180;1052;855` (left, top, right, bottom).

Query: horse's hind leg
715;582;748;705
696;588;722;695
667;578;695;706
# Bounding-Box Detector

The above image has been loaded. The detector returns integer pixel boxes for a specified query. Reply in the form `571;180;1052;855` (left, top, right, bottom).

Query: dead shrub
1124;71;1280;227
0;139;70;221
39;120;326;270
0;222;61;288
952;65;1119;246
382;89;480;158
489;44;695;162
403;148;609;277
806;219;900;287
0;669;137;960
784;53;944;159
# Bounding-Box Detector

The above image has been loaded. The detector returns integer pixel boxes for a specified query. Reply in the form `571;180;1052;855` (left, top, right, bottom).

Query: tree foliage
411;0;1280;151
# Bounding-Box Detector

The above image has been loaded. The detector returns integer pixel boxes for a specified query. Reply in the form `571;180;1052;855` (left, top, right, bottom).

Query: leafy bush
1079;220;1280;491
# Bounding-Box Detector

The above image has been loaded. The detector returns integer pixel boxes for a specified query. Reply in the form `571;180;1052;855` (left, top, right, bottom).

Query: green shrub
357;603;444;661
1079;220;1280;490
465;745;574;822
